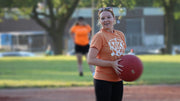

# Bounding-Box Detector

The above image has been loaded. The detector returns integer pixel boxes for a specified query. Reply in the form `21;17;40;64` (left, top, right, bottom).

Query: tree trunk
164;4;175;54
52;34;63;54
49;29;64;55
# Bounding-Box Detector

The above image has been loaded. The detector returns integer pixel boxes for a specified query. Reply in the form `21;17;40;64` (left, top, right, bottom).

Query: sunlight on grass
0;80;93;88
0;55;180;88
0;55;77;61
138;55;180;63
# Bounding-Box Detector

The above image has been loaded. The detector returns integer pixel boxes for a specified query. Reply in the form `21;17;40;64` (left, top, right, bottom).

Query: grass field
0;55;180;88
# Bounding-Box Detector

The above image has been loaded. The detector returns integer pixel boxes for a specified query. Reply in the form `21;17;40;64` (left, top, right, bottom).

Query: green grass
0;55;180;88
137;55;180;85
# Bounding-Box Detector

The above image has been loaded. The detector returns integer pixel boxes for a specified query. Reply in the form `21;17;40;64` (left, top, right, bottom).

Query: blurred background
0;1;180;99
0;0;180;56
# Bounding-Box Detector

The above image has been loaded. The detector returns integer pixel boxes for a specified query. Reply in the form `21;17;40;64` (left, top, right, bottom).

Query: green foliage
149;0;180;20
134;0;154;7
0;0;38;8
96;0;180;20
78;0;92;7
174;1;180;20
0;0;39;20
96;0;135;8
78;0;137;8
0;0;79;20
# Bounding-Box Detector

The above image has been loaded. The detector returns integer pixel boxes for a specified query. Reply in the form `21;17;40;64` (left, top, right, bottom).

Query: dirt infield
0;85;180;101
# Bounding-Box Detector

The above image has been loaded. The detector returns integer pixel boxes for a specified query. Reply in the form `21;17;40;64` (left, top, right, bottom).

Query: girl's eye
108;16;111;19
101;18;105;20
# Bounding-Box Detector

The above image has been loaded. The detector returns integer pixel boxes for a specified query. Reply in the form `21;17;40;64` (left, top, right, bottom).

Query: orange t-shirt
90;29;126;82
70;25;91;46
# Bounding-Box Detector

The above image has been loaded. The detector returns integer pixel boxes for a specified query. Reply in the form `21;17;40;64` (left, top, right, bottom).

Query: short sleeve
70;26;76;33
90;33;103;51
86;25;91;32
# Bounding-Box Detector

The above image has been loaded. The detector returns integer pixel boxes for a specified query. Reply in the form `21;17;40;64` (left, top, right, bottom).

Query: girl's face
78;20;84;25
99;11;115;31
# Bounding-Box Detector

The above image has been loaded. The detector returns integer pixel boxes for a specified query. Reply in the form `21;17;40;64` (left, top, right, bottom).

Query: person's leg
75;44;84;76
111;81;124;101
94;79;112;101
76;53;83;76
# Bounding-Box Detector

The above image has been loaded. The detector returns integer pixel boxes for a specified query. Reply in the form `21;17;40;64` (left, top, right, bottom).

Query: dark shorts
75;44;89;54
94;79;123;101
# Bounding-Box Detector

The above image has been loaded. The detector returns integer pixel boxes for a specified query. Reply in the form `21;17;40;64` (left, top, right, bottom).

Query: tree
137;0;180;54
0;0;80;54
31;0;80;54
160;0;179;54
0;0;39;21
155;0;172;53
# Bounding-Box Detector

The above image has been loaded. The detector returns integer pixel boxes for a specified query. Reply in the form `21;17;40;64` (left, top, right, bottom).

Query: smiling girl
87;7;127;101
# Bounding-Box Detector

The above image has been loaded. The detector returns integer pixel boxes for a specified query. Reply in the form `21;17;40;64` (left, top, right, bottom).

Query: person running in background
70;16;95;76
87;7;126;101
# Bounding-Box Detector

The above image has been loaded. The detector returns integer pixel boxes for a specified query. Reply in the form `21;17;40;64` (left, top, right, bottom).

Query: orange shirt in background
90;29;126;82
70;25;91;46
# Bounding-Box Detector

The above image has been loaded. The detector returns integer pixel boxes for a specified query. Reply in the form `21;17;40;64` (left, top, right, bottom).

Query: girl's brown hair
98;7;115;18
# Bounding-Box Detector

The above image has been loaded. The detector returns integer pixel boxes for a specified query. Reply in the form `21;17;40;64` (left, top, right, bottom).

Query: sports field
0;55;180;88
0;55;180;101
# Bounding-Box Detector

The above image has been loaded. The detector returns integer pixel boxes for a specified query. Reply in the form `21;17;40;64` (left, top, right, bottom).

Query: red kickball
118;55;143;82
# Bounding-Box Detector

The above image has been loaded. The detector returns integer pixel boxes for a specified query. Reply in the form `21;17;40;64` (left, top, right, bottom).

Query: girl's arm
87;47;123;74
